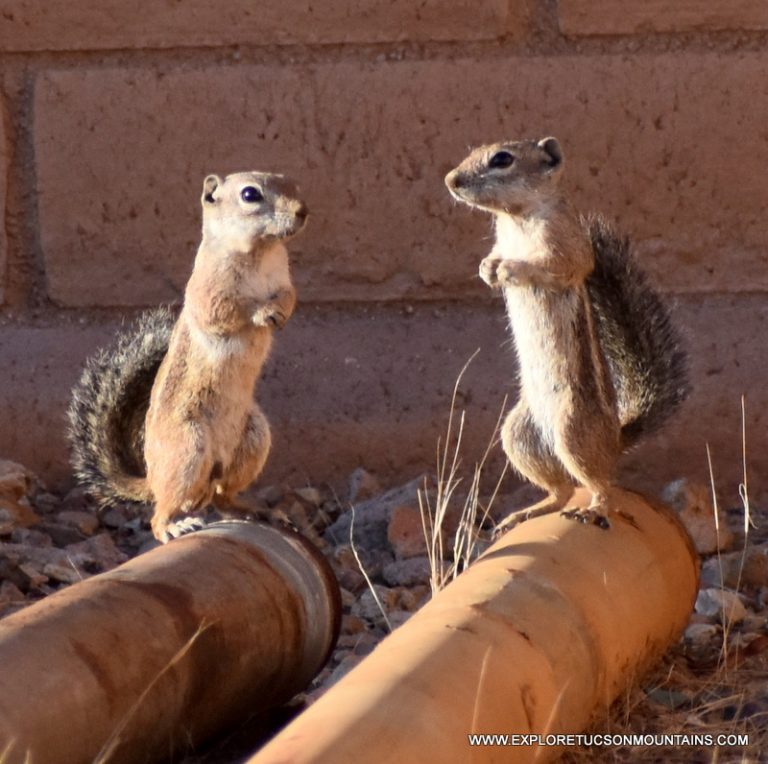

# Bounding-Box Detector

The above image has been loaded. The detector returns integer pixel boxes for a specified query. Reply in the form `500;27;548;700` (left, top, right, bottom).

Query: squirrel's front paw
252;306;288;329
267;310;288;329
479;256;504;288
495;259;528;287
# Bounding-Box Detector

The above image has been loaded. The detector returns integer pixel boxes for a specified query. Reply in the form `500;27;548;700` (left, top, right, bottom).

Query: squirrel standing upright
445;137;688;529
69;171;307;542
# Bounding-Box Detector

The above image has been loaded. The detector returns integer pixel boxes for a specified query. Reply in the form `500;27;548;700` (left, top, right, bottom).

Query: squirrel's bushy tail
584;215;690;448
67;308;175;504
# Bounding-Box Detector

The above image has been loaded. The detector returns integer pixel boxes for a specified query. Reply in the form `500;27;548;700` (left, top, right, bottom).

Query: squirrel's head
200;171;308;250
445;137;564;216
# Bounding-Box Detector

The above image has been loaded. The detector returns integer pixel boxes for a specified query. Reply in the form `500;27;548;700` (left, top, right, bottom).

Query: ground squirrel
69;171;307;542
445;137;688;529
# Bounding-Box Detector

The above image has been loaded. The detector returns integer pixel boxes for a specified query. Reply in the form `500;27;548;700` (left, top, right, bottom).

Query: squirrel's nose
445;169;465;190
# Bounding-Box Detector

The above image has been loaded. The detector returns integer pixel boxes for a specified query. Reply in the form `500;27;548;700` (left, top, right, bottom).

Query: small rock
645;688;691;710
0;460;38;502
339;587;357;608
0;498;40;530
352;585;398;623
310;666;332;687
337;632;379;653
387;504;429;559
33;492;60;514
123;517;145;533
0;580;25;603
42;561;84;584
335;569;365;593
0;508;15;536
699;558;721;588
257;485;285;507
67;533;128;571
0;558;33;592
700;550;768;591
354;548;393;581
684;622;720;647
340;614;367;635
734;547;768;589
284;503;327;549
319;500;341;523
17;563;48;588
57;486;93;514
662;478;733;554
332;648;352;664
394;587;425;611
398;585;430;612
294;487;322;506
57;510;99;536
101;507;128;529
10;528;53;547
337;634;361;650
740;613;767;632
352;635;379;656
1;542;80;574
138;536;162;555
695;587;748;624
326;475;431;551
348;468;381;504
37;522;86;547
331;546;366;593
327;654;363;687
743;634;768;658
387;610;412;629
686;612;713;625
382;556;434;587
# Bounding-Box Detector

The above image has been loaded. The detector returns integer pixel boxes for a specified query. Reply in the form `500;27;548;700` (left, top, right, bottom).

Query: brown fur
142;171;306;540
446;137;687;527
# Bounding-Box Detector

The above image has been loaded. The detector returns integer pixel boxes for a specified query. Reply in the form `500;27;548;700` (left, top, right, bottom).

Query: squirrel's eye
488;151;515;169
240;186;264;203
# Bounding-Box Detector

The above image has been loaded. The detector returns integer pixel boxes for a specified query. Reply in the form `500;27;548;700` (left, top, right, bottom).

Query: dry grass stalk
348;505;392;632
707;395;753;674
417;350;508;594
94;622;212;763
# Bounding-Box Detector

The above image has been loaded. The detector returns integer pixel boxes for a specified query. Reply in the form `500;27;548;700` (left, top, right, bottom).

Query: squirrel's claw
560;507;611;530
252;305;288;329
479;255;503;288
160;515;208;543
266;310;288;330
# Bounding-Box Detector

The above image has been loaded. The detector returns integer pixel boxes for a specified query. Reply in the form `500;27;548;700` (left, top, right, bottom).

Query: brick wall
0;1;765;503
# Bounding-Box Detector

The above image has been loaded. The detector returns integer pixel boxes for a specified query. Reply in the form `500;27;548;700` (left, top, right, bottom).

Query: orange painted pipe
248;488;698;764
0;521;340;764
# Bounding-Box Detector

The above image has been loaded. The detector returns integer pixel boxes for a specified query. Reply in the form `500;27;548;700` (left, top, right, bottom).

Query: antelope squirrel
69;172;307;542
445;137;688;529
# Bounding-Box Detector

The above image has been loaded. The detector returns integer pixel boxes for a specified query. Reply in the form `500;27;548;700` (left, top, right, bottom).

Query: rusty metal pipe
249;488;699;764
0;521;340;764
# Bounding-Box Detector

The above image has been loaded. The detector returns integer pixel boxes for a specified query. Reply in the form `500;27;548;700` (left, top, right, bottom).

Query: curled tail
68;308;175;504
584;215;690;448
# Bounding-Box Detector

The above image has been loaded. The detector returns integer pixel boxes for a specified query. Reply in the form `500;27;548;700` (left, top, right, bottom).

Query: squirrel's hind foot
560;490;639;530
560;507;611;530
493;491;570;538
160;515;209;543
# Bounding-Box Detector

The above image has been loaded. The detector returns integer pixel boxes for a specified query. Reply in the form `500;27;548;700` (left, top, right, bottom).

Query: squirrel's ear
538;137;563;172
202;174;222;204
